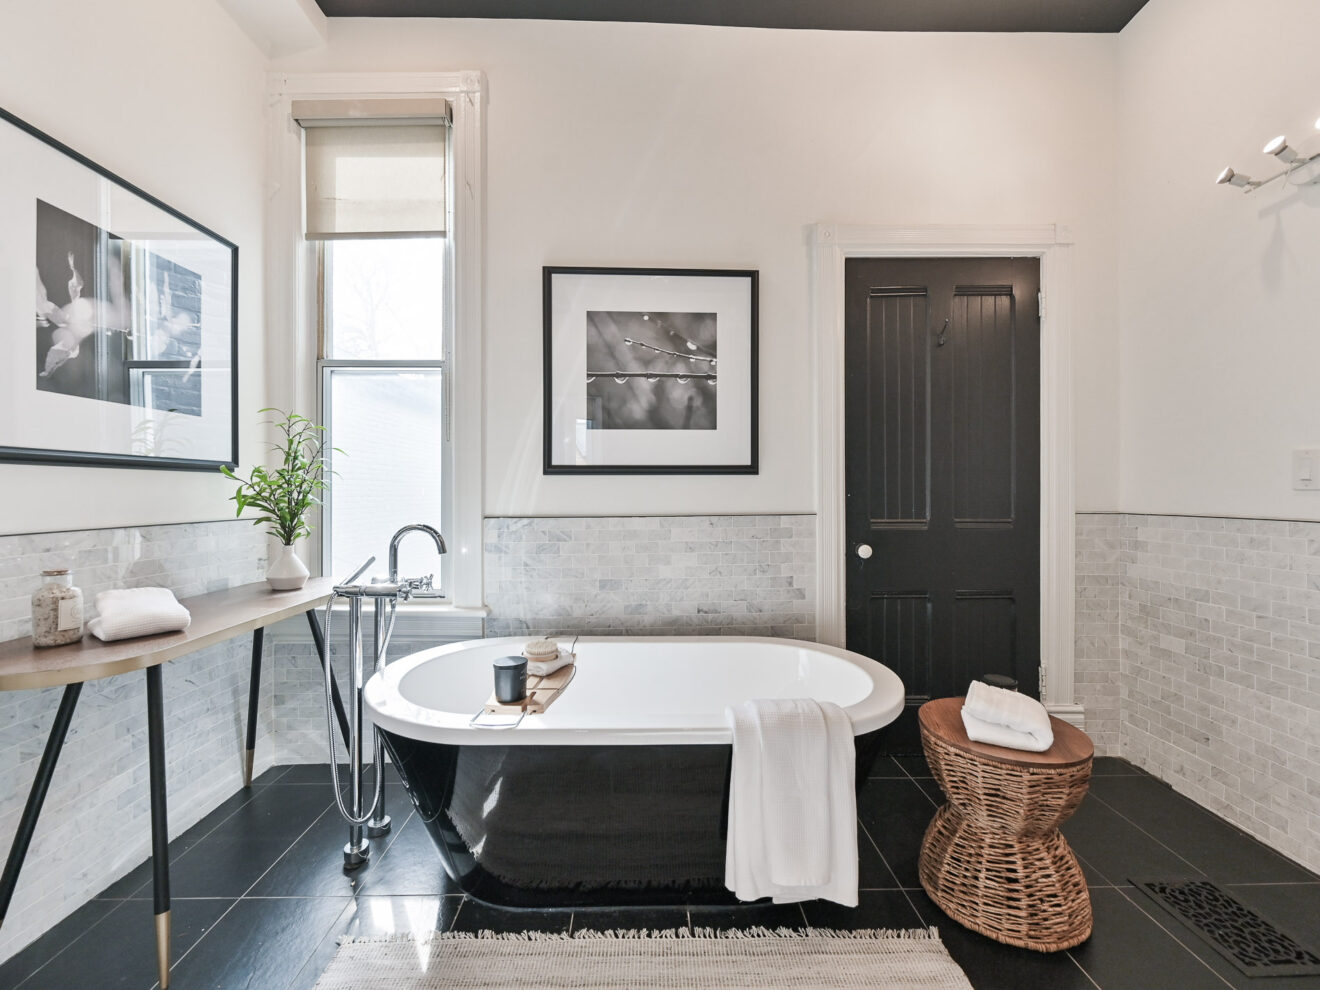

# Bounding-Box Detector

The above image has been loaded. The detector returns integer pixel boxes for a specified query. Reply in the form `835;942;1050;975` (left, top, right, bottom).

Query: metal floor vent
1134;879;1320;978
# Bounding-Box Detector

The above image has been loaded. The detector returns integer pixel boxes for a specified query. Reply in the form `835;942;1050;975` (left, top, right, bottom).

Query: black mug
494;656;528;704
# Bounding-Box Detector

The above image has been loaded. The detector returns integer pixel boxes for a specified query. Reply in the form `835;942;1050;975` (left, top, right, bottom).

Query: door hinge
1039;664;1048;699
1038;290;1045;319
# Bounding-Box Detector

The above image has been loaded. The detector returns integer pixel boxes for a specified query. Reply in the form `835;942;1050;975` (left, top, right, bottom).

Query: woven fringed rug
313;927;974;989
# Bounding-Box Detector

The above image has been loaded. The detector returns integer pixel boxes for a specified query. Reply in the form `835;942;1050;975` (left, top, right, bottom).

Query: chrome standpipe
366;594;392;839
343;592;370;868
321;526;446;870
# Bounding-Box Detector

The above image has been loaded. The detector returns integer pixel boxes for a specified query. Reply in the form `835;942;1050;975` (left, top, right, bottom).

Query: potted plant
220;409;336;590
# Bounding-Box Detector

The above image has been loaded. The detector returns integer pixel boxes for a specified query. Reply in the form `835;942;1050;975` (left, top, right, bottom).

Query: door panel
867;594;933;702
951;592;1017;690
864;289;930;526
951;288;1016;525
845;257;1040;753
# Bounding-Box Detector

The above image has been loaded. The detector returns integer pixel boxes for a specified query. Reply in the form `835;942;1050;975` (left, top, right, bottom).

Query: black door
844;257;1040;752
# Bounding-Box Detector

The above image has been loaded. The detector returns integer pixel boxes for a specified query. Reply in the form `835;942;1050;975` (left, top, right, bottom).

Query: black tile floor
3;757;1318;989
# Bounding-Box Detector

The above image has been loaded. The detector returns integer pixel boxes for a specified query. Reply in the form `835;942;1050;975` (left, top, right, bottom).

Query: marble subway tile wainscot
484;514;816;640
1075;512;1320;877
0;520;267;966
1075;514;1127;754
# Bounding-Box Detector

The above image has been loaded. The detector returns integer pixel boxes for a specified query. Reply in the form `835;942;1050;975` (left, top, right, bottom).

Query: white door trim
809;223;1080;724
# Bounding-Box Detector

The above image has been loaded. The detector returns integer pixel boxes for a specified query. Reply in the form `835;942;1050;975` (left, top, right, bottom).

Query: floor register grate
1134;879;1320;978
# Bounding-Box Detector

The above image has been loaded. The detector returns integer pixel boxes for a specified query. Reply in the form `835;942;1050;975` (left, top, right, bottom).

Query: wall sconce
1217;121;1320;193
1216;167;1259;190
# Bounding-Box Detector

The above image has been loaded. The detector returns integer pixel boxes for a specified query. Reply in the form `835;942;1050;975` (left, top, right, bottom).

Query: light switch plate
1293;449;1320;490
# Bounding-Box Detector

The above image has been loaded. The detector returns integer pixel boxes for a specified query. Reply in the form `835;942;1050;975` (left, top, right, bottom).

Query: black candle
493;655;528;704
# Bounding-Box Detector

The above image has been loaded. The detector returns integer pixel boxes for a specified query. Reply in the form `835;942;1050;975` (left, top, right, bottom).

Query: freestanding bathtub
364;636;905;907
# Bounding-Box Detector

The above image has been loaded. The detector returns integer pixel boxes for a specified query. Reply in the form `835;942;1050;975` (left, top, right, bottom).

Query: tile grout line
857;818;928;926
116;782;274;900
1110;885;1239;990
1064;948;1105;990
160;797;339;983
1092;779;1320;882
11;899;132;990
12;770;290;989
1086;790;1212;879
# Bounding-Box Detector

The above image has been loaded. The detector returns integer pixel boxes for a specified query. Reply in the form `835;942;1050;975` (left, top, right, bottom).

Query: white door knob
856;544;873;559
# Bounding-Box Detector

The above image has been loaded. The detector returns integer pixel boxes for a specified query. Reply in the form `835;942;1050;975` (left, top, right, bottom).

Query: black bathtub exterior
380;727;885;908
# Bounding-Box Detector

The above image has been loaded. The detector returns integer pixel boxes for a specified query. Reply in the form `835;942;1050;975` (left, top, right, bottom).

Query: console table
0;579;345;989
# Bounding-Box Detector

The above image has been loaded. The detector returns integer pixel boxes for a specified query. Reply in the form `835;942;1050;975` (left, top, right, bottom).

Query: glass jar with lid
31;569;84;647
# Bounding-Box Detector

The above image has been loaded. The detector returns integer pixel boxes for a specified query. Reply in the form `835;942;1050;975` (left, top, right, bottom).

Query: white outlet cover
1293;449;1320;490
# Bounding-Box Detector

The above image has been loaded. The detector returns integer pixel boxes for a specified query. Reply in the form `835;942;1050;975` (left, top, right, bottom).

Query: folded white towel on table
960;680;1054;752
724;698;858;907
88;588;192;642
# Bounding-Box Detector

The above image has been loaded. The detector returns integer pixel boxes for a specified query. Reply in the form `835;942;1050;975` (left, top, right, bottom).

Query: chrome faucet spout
388;524;447;583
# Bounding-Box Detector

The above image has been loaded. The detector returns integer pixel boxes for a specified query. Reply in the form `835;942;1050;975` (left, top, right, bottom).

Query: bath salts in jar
32;569;84;647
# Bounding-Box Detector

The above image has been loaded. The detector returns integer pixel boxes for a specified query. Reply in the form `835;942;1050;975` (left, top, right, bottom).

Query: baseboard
1046;704;1087;729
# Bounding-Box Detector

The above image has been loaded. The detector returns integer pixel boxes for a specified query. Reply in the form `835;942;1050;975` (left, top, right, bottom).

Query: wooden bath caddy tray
483;663;576;715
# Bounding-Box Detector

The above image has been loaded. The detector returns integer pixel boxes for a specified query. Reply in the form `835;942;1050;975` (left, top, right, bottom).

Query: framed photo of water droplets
0;106;238;471
542;266;758;474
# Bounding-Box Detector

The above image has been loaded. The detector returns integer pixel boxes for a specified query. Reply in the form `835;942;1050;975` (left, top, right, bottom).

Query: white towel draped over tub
87;587;192;642
960;680;1055;752
724;698;858;907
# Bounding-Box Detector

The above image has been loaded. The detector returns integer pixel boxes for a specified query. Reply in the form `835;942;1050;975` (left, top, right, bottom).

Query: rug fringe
337;926;942;947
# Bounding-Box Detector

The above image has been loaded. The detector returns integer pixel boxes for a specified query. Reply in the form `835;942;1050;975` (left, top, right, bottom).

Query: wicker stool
917;697;1094;952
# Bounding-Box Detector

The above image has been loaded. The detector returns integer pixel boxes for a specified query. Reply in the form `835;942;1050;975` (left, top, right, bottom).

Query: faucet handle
398;573;444;599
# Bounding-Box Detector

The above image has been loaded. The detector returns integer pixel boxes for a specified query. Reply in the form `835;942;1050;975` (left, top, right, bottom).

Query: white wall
271;19;1122;516
1117;0;1320;518
0;0;268;536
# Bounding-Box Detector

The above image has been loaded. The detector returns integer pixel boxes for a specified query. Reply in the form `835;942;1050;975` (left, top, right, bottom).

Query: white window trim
808;222;1081;727
266;71;486;609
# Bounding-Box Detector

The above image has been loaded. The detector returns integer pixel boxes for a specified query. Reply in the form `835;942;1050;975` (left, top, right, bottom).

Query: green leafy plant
220;409;338;546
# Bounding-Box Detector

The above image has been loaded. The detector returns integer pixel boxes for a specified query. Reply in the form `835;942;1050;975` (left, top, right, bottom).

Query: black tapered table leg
0;682;82;927
243;627;264;787
146;665;171;990
307;610;350;747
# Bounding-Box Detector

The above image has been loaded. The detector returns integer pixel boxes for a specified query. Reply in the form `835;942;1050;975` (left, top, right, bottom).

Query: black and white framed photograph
1;106;237;471
544;267;757;474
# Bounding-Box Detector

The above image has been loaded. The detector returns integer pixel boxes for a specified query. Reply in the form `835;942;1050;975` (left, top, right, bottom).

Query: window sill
268;600;488;645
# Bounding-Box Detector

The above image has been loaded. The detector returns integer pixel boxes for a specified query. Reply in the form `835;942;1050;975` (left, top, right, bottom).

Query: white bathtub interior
366;636;906;745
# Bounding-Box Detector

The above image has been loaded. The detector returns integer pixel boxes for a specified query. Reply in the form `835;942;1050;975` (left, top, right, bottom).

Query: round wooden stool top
918;696;1093;768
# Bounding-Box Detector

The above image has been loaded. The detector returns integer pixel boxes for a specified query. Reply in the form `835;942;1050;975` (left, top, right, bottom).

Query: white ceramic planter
267;544;310;591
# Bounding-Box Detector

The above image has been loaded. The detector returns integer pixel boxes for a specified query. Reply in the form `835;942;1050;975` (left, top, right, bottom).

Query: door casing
809;223;1080;726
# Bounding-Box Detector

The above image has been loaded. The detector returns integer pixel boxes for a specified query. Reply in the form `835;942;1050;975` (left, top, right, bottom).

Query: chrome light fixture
1217;127;1320;193
1264;135;1301;162
1216;166;1258;189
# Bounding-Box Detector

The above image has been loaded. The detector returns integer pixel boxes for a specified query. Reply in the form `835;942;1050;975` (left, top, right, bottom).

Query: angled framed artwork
0;106;238;471
543;266;758;475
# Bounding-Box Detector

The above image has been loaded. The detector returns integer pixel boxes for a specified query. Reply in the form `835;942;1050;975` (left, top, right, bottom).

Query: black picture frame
543;266;758;475
0;106;238;472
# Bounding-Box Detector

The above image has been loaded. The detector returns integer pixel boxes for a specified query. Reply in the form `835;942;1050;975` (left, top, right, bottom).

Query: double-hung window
296;101;453;592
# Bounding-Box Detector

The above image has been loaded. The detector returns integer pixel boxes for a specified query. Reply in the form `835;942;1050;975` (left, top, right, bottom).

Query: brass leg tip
243;749;254;788
155;909;171;988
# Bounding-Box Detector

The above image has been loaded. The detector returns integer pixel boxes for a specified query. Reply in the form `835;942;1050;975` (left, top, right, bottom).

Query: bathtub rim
364;635;905;746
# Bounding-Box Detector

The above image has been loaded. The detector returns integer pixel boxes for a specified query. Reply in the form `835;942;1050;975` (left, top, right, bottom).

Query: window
319;238;450;588
297;100;454;593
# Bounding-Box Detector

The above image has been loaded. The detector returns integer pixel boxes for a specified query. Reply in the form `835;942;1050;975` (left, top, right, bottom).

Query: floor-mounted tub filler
363;636;906;907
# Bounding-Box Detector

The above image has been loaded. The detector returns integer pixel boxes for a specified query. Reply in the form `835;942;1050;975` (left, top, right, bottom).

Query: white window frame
266;71;486;610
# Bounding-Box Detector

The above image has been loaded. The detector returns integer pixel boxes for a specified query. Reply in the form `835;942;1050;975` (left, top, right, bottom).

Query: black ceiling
313;0;1151;33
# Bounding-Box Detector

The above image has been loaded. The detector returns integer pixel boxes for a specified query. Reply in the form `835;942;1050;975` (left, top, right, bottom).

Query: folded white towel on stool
960;680;1054;752
87;588;192;642
724;698;858;907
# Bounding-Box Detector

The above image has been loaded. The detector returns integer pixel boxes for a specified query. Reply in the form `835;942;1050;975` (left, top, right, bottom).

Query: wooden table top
918;696;1094;768
0;578;336;692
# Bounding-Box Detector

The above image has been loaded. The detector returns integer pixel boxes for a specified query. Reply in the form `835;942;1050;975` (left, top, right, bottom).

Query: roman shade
293;98;450;239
